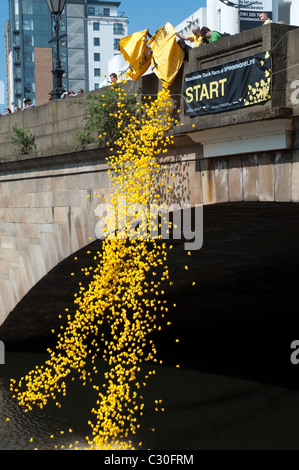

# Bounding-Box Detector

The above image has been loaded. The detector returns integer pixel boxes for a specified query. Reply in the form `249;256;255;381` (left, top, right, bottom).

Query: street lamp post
46;0;67;100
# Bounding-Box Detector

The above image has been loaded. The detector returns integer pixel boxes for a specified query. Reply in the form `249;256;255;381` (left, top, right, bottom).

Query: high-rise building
6;0;128;108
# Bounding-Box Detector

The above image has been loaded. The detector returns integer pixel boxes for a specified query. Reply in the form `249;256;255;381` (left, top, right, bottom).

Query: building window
23;19;34;30
88;7;95;15
95;83;99;89
13;34;20;47
25;81;35;94
14;50;21;62
278;2;290;24
15;65;21;78
25;65;35;78
14;0;19;15
94;68;101;77
93;22;100;31
113;23;124;35
103;8;110;16
114;39;120;51
23;34;34;46
22;0;33;14
15;81;21;94
24;50;34;62
94;53;100;61
94;37;100;46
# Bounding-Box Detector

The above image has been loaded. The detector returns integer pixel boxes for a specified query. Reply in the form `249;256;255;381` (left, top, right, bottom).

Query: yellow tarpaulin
119;30;152;81
148;22;184;85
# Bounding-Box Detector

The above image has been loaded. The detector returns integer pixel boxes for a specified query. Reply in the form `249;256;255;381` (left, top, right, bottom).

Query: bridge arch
1;201;299;390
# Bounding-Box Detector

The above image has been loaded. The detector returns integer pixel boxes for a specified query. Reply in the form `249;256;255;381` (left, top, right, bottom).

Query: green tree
75;83;139;147
8;124;37;155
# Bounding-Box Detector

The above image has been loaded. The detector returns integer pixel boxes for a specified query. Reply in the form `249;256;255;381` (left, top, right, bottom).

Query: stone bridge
0;23;299;359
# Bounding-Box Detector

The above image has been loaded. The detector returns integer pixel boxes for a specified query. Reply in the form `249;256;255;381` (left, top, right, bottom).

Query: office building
6;0;128;108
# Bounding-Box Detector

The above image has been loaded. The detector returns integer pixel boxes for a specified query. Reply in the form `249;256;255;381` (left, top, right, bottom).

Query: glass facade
8;0;54;107
7;1;128;107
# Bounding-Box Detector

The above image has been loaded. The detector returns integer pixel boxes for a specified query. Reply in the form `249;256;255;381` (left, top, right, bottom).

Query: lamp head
45;0;66;15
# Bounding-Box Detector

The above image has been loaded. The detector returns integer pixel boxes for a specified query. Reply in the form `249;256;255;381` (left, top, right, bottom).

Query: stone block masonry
1;23;299;324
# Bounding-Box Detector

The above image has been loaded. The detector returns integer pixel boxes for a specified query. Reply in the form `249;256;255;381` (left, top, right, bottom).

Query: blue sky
122;0;206;35
0;0;206;113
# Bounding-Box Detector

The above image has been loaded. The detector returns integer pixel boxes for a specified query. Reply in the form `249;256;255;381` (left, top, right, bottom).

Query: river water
1;349;299;450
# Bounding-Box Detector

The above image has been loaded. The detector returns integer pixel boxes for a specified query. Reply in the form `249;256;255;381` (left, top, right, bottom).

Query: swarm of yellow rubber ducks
10;83;178;450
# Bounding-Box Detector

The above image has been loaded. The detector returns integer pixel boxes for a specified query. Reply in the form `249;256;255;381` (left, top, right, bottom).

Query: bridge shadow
1;202;299;390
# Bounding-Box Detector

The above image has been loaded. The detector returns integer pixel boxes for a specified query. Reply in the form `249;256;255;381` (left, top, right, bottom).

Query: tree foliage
8;124;37;155
75;83;139;147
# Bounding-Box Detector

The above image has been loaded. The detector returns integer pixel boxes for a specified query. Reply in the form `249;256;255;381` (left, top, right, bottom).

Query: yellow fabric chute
119;30;152;81
148;22;184;85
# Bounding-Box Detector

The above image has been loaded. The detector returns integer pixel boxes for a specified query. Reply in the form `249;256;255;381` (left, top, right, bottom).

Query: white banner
241;0;272;12
240;0;273;30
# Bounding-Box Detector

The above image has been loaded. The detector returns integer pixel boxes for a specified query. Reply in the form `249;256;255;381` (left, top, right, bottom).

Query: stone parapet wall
0;96;87;163
1;141;299;324
0;24;298;165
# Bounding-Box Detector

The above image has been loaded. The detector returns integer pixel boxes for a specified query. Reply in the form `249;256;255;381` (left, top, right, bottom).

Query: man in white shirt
260;12;273;24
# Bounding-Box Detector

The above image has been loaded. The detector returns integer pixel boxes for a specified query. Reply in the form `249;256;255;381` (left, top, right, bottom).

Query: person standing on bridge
200;27;223;43
176;26;203;47
44;93;52;104
22;97;35;109
259;12;273;25
109;73;121;85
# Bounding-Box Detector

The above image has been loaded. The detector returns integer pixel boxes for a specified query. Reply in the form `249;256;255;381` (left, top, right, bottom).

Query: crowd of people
176;25;227;62
60;88;84;99
176;11;283;62
1;87;85;115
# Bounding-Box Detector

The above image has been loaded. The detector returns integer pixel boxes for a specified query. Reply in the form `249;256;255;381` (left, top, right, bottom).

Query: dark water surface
2;204;299;450
1;350;299;450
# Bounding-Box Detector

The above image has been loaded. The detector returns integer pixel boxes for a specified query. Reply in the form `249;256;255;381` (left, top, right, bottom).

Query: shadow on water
1;202;299;449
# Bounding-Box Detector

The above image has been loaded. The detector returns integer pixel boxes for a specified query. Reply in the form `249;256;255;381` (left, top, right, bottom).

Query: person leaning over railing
177;39;192;62
200;27;223;43
176;26;203;48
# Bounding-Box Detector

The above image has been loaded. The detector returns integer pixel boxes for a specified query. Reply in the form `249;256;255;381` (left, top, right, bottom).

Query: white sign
241;0;272;11
240;0;273;30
